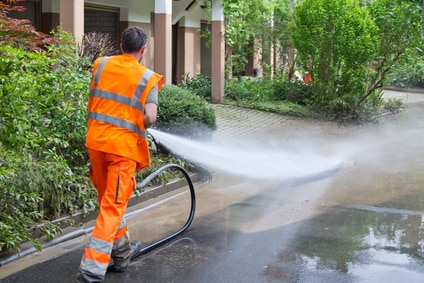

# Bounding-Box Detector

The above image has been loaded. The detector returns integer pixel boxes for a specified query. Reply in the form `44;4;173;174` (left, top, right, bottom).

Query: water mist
148;128;344;181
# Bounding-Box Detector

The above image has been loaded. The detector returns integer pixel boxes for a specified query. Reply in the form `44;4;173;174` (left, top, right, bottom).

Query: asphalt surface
1;90;424;283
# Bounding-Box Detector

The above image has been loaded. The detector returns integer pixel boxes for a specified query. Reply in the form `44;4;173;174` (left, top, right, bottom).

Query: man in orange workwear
76;26;163;283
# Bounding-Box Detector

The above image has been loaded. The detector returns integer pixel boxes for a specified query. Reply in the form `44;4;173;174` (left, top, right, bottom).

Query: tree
291;0;379;118
360;0;423;105
271;0;295;79
222;0;273;79
0;0;53;50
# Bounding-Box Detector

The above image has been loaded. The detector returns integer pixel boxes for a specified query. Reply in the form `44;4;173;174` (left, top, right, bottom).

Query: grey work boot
112;240;142;272
76;269;104;283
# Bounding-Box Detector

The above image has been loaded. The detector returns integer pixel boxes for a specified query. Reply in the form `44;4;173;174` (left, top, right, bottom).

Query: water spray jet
147;128;345;182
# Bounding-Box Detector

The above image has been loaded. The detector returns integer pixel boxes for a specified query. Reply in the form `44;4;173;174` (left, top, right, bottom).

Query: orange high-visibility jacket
86;54;163;169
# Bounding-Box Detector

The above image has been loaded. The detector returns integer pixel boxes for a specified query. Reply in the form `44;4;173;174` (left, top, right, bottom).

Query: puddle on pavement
260;103;424;282
264;204;424;282
263;165;424;282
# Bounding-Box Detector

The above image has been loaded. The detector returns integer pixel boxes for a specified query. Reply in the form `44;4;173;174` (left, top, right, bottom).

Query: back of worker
77;26;163;283
86;53;162;168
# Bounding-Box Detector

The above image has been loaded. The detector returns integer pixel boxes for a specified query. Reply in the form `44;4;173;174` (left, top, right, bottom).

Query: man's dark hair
121;26;148;53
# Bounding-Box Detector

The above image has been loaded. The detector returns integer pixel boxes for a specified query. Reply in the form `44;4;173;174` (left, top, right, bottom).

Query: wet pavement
1;90;424;283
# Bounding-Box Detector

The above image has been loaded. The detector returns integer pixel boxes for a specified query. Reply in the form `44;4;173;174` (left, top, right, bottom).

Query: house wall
84;9;119;38
7;0;224;97
40;0;58;33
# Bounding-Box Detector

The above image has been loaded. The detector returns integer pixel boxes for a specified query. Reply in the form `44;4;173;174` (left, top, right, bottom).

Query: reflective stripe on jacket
85;54;163;169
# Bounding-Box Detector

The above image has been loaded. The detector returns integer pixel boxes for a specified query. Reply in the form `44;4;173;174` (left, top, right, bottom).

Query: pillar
176;18;201;84
154;0;172;85
59;0;84;42
211;0;225;104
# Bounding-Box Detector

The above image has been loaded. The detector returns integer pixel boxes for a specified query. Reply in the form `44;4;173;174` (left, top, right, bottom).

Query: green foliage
272;1;295;79
252;100;313;117
368;0;424;91
387;57;424;89
135;153;197;190
225;78;277;102
222;0;276;78
21;152;95;218
274;80;313;105
291;0;379;119
155;85;216;139
384;98;404;113
180;74;211;101
225;78;262;102
225;77;312;104
0;145;95;253
0;30;94;253
224;78;314;117
0;29;91;167
0;146;43;252
288;0;423;120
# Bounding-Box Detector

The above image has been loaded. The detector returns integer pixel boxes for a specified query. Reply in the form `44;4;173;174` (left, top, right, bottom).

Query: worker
76;26;163;282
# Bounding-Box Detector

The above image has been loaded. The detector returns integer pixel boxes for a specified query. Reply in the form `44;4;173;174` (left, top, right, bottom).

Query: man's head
121;26;148;60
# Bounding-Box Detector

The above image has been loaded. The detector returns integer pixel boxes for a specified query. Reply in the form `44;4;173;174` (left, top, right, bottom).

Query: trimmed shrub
155;85;216;139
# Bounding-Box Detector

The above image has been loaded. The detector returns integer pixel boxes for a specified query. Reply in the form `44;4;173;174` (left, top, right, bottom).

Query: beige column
176;25;201;84
59;0;84;42
154;0;172;85
211;0;225;104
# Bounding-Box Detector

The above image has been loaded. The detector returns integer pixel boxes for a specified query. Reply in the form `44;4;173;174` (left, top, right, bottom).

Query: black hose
132;164;196;258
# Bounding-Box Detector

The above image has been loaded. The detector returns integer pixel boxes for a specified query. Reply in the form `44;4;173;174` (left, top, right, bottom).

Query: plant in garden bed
180;74;212;101
0;29;94;254
155;85;216;141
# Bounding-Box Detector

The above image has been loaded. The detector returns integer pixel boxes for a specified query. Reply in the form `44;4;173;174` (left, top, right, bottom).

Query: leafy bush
274;80;313;105
0;30;94;253
225;78;276;102
0;30;90;167
180;74;211;101
0;146;43;252
155;85;216;139
0;145;95;253
225;78;254;102
384;98;404;113
224;77;313;115
291;0;379;118
387;57;424;89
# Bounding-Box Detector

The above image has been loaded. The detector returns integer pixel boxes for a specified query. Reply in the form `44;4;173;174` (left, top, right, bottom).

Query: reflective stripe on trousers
78;149;136;281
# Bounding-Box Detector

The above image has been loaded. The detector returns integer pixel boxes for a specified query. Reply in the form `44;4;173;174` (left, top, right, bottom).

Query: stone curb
384;86;424;94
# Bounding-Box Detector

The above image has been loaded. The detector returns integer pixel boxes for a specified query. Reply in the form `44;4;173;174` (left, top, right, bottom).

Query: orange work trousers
78;149;136;281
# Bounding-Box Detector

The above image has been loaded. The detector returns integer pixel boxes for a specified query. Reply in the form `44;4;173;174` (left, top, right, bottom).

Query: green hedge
0;32;95;253
156;85;216;139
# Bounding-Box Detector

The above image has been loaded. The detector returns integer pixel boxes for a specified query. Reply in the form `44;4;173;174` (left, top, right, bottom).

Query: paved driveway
1;90;424;283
